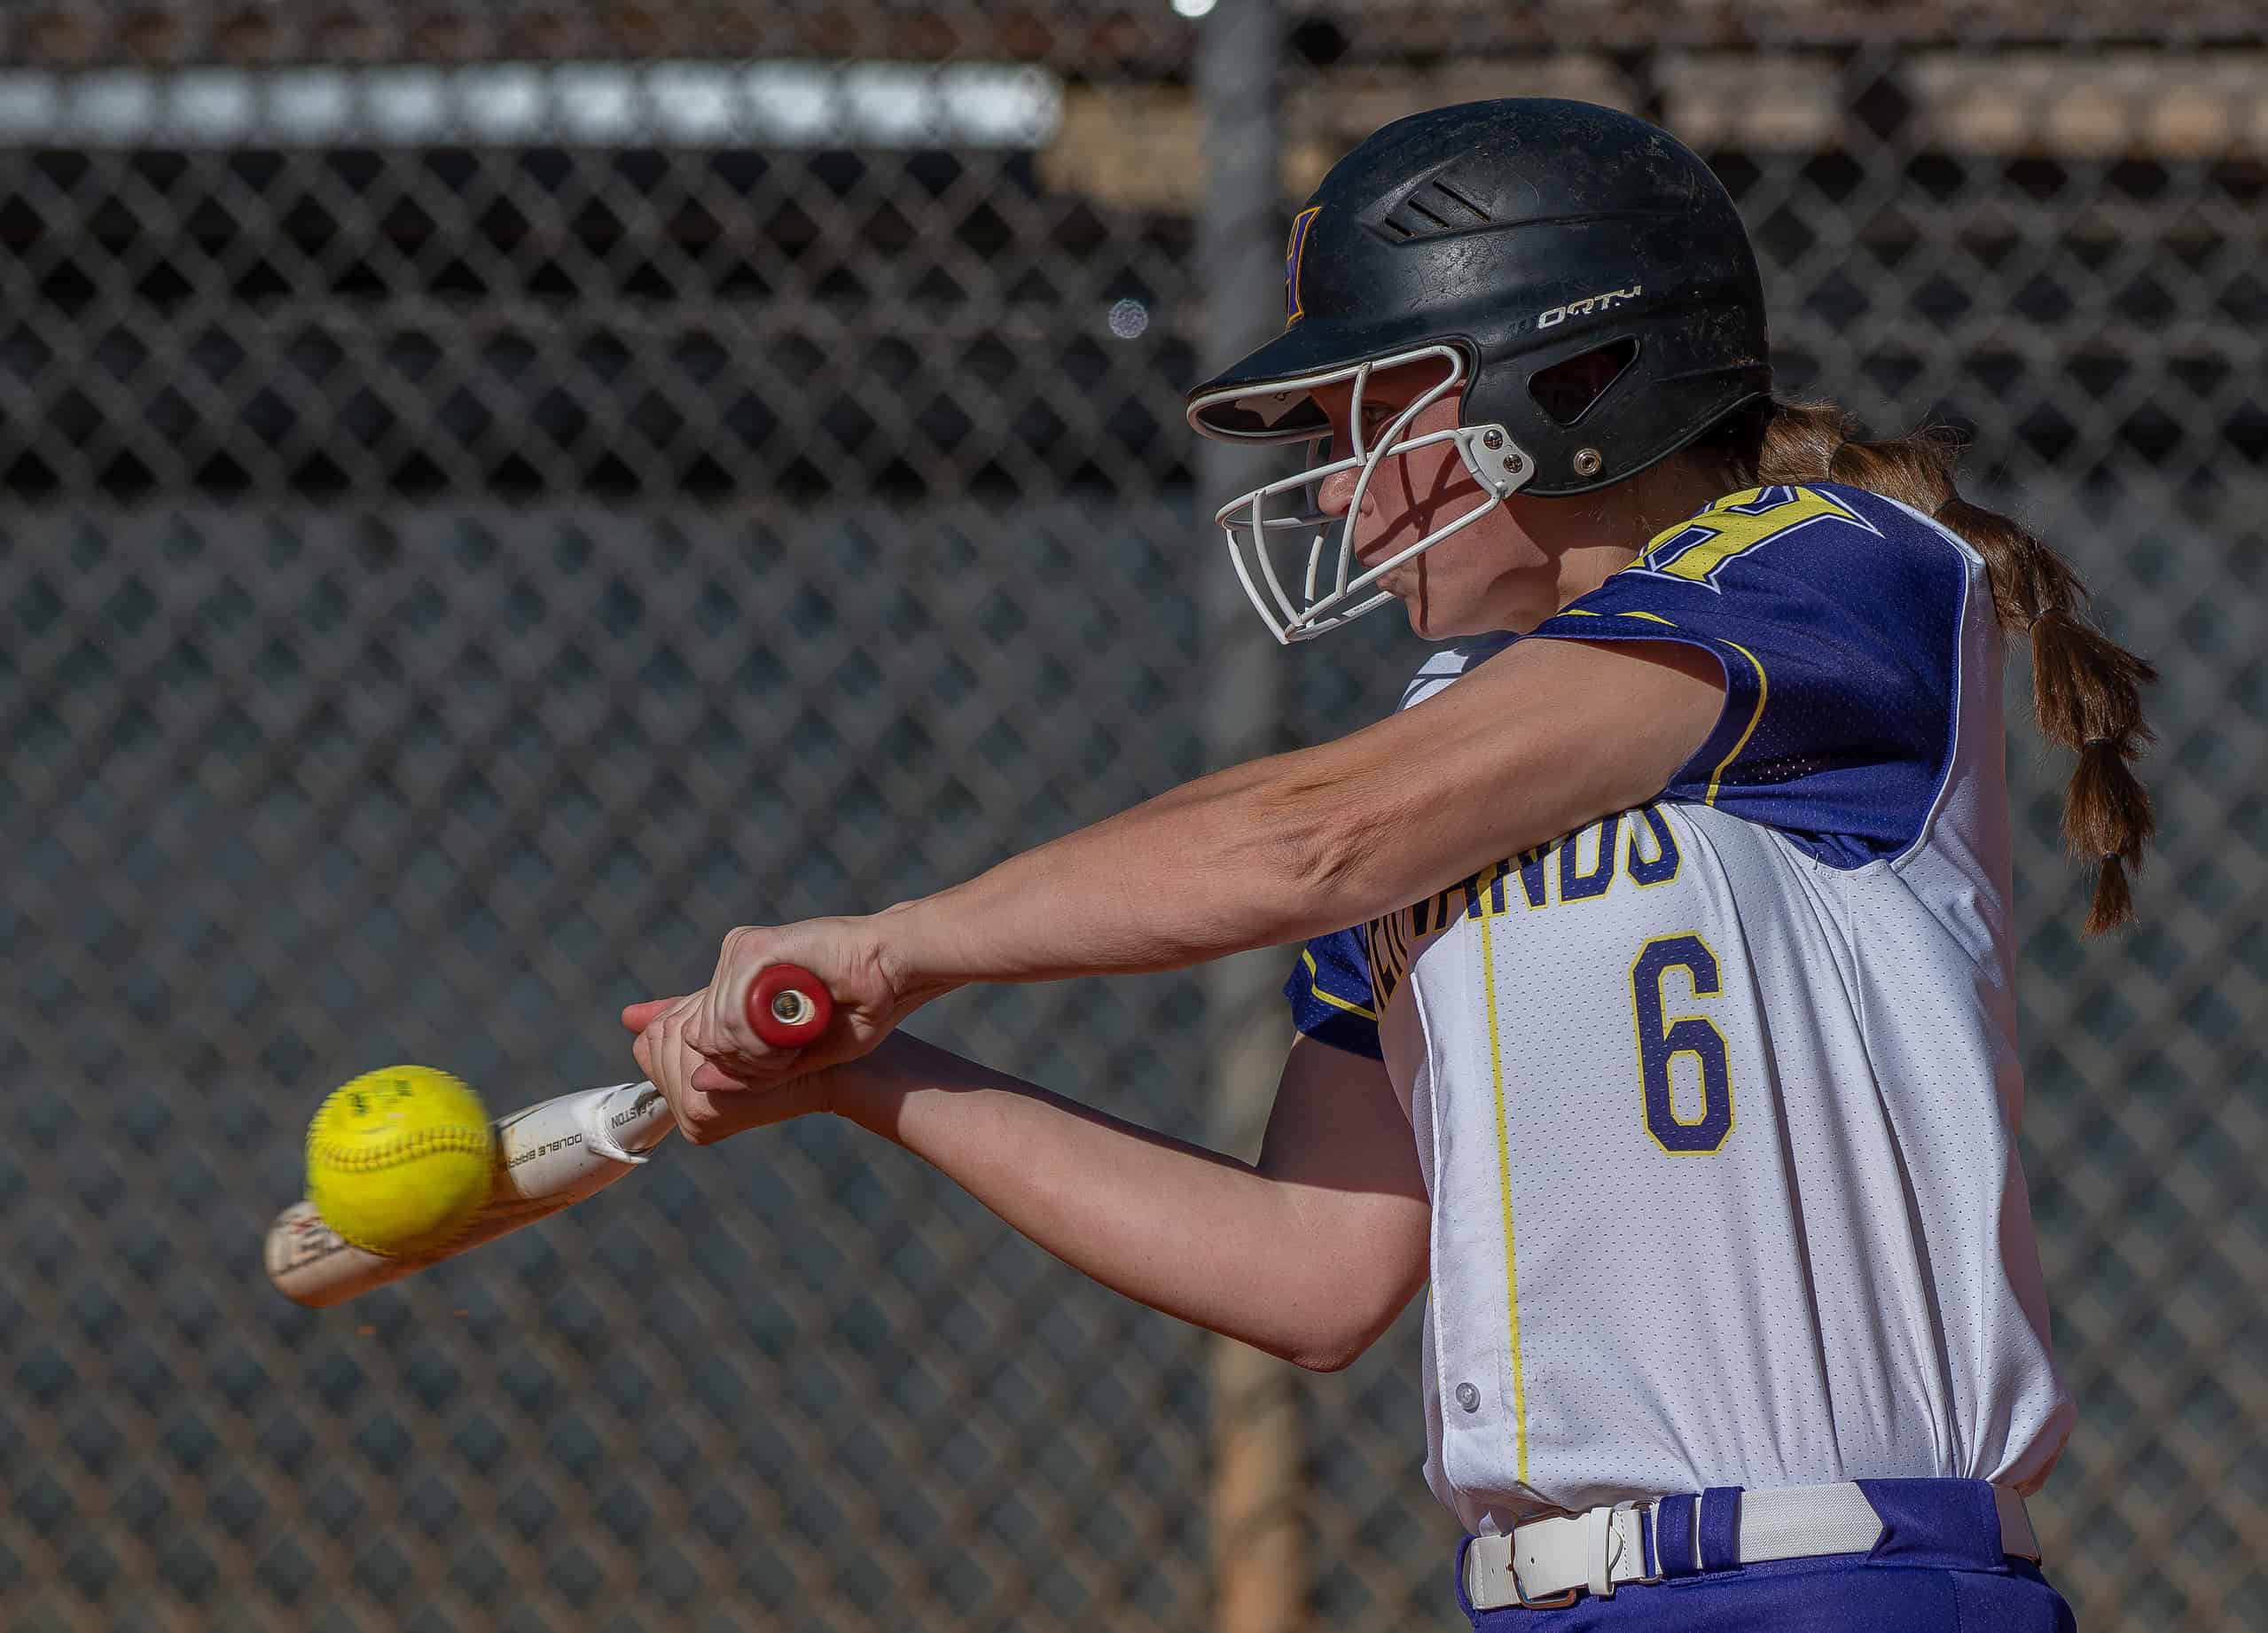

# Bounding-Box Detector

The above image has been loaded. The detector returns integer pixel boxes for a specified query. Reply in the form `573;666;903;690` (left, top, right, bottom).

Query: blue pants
1454;1480;2076;1632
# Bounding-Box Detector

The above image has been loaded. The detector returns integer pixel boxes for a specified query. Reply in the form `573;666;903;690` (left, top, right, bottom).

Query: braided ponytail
1697;399;2155;933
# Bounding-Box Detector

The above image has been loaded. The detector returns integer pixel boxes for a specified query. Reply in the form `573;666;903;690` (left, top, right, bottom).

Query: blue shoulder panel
1523;484;1971;867
1399;631;1516;712
1283;928;1382;1059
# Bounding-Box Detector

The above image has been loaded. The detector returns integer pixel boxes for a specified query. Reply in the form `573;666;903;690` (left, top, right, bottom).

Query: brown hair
1689;399;2155;933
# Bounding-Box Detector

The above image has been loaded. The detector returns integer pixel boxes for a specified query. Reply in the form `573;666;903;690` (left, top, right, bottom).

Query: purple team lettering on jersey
1286;482;1969;1053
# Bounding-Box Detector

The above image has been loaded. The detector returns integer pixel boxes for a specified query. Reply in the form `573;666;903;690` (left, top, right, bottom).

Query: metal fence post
1193;4;1299;1631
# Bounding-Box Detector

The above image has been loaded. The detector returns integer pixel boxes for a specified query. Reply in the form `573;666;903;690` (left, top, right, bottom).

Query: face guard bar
1186;344;1537;644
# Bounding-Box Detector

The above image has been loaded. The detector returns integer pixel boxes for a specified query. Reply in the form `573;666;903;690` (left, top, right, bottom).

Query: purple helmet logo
1284;206;1320;325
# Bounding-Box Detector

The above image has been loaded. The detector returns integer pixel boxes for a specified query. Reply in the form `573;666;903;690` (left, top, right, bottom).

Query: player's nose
1316;466;1367;517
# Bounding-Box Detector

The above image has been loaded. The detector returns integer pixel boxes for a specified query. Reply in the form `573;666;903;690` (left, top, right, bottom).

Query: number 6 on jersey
1630;932;1734;1153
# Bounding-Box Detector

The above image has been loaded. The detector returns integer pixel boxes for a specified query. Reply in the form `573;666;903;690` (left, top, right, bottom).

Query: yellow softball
305;1066;495;1258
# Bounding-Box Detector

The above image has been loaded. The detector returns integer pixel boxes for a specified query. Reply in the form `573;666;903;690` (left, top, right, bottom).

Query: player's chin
1366;554;1456;641
1365;581;1417;637
1380;576;1442;640
1393;586;1498;643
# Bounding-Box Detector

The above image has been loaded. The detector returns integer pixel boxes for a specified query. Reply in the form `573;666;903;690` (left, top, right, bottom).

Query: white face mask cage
1189;344;1537;644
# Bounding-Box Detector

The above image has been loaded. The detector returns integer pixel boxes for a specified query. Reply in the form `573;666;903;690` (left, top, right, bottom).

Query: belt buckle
1508;1555;1580;1611
1505;1560;1578;1614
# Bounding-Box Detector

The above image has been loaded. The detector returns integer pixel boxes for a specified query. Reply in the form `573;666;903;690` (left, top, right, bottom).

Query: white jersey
1285;483;2072;1535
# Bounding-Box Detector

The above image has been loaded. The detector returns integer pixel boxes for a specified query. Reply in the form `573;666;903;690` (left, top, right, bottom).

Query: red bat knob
747;965;833;1048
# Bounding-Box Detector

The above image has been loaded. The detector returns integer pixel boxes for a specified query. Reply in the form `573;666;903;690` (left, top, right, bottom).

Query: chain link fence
3;5;2264;1630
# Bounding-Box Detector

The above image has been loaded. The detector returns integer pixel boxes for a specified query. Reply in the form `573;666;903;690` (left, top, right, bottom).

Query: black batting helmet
1185;99;1771;642
1190;98;1770;495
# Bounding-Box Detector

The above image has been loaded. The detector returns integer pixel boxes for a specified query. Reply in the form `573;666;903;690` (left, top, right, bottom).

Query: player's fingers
622;996;684;1033
690;926;767;1058
651;1008;774;1145
694;926;855;1069
688;1053;800;1096
677;915;903;1079
672;1090;723;1145
643;1007;712;1144
637;1006;683;1095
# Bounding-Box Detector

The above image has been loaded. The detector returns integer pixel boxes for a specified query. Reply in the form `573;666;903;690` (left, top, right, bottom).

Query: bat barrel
271;967;833;1309
265;1079;676;1308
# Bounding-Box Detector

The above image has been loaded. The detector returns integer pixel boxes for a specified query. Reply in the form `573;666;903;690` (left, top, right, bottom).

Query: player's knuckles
674;1092;722;1145
717;925;769;982
676;1085;772;1145
683;995;755;1062
701;985;744;1049
682;1015;745;1063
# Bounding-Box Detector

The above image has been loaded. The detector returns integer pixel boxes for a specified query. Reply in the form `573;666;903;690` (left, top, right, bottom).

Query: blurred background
3;2;2264;1629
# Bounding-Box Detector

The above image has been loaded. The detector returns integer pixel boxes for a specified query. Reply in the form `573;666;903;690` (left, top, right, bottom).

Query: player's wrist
815;1036;919;1142
867;896;965;1013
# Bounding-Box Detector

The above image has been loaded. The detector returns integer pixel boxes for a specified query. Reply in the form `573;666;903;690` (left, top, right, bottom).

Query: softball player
629;99;2153;1630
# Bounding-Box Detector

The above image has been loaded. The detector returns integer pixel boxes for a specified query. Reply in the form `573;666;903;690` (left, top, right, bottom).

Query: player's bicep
1253;1036;1427;1344
1545;636;1730;793
1358;635;1726;865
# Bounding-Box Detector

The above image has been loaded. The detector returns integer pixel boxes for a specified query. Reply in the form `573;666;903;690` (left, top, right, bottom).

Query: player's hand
622;911;944;1096
629;993;844;1143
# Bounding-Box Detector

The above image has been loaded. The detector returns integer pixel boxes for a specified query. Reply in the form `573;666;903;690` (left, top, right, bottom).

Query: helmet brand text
1537;285;1643;328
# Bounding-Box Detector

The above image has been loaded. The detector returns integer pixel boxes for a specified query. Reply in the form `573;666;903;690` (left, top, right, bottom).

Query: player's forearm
827;1033;1371;1370
872;641;1715;997
875;745;1412;995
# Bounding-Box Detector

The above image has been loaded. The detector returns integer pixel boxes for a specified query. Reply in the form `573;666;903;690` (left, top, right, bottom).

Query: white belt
1463;1483;2040;1611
